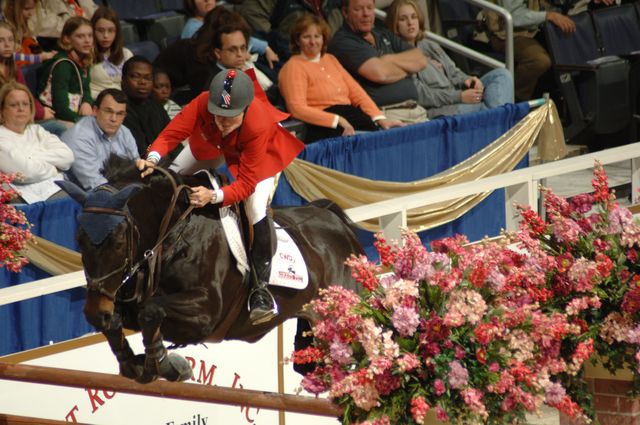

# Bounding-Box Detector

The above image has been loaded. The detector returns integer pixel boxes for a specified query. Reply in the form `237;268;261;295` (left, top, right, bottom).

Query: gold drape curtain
23;101;565;275
283;100;566;232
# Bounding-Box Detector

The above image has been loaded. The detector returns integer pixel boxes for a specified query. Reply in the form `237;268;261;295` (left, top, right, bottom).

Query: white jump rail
1;143;639;306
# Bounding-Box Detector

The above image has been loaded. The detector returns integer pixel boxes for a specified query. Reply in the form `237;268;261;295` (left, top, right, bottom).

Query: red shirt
148;92;304;206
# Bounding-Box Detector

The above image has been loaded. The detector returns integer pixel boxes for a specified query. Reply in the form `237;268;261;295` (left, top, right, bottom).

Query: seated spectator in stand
387;0;513;118
37;16;94;125
0;82;74;202
279;15;403;143
0;22;66;135
484;0;575;101
180;0;280;70
121;56;171;157
31;0;98;49
156;8;278;105
181;0;217;39
152;68;182;120
90;6;133;99
61;88;138;190
328;0;428;124
236;0;343;60
3;0;58;66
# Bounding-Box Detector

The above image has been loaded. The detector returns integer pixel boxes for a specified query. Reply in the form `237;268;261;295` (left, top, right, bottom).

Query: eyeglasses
220;45;248;55
127;73;153;83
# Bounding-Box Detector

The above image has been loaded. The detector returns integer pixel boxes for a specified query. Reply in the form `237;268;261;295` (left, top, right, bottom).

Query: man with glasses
61;88;138;190
136;70;305;325
121;56;172;157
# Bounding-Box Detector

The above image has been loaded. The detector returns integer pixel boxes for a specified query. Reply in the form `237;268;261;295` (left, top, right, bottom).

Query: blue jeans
37;119;68;137
454;68;514;115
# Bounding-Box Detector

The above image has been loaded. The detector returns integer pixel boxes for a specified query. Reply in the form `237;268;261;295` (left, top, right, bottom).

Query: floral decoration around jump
292;162;640;425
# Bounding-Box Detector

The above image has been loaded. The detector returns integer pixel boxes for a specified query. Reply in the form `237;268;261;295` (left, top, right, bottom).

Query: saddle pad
194;170;308;290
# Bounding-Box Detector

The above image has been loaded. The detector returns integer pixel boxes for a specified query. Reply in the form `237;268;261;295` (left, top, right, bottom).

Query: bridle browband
82;166;195;303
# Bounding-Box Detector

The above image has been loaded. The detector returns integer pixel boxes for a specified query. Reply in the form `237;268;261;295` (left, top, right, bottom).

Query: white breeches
171;144;275;225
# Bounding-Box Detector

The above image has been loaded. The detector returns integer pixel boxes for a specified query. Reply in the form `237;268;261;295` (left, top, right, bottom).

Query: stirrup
247;286;279;325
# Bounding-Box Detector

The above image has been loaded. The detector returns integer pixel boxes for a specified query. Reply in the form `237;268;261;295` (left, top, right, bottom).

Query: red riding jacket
147;91;304;206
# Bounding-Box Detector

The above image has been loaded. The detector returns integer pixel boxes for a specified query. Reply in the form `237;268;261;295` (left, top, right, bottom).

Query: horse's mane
100;154;174;188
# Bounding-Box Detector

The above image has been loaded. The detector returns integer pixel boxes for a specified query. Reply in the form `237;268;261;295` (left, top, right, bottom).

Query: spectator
61;88;138;190
279;14;403;143
31;0;98;39
180;1;280;70
236;0;343;60
90;6;133;99
36;16;94;125
152;68;182;119
3;0;57;66
328;0;428;123
121;55;171;157
180;0;217;39
387;0;513;118
484;0;576;101
155;8;278;106
0;82;73;202
0;22;66;135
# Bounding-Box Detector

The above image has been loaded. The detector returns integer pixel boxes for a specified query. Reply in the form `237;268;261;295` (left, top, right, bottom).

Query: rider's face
214;112;244;137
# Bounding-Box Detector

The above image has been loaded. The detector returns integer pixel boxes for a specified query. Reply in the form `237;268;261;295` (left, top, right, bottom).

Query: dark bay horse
58;157;363;383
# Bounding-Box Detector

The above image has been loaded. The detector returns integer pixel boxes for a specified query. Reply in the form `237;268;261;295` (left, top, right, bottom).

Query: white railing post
504;179;538;231
378;211;407;245
632;158;640;204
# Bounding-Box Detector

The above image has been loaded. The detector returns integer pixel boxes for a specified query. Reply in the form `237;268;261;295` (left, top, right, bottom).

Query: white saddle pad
195;170;309;290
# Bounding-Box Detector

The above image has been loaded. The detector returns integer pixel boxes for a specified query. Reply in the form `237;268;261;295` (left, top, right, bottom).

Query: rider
136;69;304;325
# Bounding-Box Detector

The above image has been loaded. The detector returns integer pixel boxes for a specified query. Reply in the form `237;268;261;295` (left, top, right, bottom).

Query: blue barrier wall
0;102;529;355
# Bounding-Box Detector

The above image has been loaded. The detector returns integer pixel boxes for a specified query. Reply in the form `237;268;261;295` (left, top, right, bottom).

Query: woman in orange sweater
278;14;403;143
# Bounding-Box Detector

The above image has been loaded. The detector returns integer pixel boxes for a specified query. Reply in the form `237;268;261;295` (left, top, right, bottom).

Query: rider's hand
136;158;157;178
189;186;216;208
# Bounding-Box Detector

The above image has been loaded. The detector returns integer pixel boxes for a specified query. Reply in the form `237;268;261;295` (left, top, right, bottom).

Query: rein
82;166;194;303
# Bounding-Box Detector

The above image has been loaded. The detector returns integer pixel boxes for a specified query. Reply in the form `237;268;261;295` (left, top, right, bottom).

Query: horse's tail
308;199;360;233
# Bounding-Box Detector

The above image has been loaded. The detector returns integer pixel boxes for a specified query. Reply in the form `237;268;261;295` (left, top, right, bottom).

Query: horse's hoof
159;353;193;382
119;354;144;380
135;369;159;384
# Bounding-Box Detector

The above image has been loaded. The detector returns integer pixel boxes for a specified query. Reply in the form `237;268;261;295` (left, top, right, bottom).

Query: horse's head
58;180;143;330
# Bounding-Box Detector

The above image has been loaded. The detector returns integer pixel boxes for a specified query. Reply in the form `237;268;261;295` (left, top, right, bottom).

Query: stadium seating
127;40;161;63
544;11;631;142
591;3;640;57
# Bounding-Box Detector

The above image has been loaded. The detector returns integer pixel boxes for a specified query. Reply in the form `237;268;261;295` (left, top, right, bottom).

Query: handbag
38;58;84;113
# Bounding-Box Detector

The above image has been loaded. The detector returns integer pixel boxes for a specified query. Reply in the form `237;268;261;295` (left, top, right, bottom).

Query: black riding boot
248;216;279;325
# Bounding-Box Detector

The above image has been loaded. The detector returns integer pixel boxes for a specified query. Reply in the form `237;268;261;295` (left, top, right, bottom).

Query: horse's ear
111;184;144;209
55;180;87;205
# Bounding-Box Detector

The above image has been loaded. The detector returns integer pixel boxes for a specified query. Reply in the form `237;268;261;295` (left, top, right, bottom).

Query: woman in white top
0;82;74;201
89;6;133;99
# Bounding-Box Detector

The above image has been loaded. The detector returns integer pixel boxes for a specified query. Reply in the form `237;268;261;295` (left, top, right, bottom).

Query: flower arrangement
0;173;32;272
293;162;637;424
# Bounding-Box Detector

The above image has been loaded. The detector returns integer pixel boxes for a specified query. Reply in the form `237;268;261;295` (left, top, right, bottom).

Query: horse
58;156;364;383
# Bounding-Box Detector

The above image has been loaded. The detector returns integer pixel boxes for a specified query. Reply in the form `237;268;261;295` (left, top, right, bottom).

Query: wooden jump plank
0;413;89;425
0;363;342;418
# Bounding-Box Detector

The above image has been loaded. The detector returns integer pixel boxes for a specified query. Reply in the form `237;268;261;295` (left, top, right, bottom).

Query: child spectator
0;22;66;135
152;68;182;119
37;16;94;125
90;6;133;99
3;0;57;66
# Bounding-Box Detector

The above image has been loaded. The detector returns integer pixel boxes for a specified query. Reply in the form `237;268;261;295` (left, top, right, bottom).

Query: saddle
194;170;309;290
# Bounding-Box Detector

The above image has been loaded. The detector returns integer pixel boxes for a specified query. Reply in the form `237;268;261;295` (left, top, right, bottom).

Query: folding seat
544;11;631;142
591;4;640;57
21;63;40;96
145;14;186;48
126;40;161;63
159;0;184;12
120;21;140;45
106;0;163;21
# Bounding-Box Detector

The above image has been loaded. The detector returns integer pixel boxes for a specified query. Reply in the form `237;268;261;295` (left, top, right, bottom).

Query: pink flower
330;340;353;365
488;362;500;373
545;382;566;405
410;396;430;424
434;406;449;422
607;204;633;234
444;289;487;327
461;388;488;419
448;360;469;389
434;379;446;396
397;353;420;373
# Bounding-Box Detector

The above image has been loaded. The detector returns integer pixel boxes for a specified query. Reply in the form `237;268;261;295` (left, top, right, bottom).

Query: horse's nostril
102;312;112;327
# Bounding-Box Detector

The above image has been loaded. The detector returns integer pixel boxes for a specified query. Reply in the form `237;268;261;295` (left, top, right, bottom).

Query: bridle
82;166;195;303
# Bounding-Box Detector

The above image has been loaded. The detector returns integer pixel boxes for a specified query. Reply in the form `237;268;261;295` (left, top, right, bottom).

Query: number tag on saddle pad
268;228;309;290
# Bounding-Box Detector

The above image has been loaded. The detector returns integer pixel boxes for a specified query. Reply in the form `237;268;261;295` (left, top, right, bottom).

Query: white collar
301;53;321;63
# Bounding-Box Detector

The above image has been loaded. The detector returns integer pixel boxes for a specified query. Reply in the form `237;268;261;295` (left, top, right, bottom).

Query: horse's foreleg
137;302;192;383
103;312;144;380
